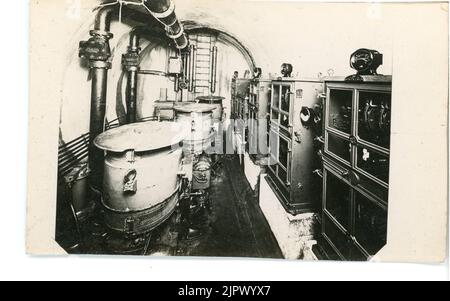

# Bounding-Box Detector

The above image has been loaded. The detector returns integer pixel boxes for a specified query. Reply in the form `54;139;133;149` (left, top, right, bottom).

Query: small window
328;89;353;134
357;91;391;149
326;133;351;164
356;146;389;184
325;170;351;230
354;192;387;255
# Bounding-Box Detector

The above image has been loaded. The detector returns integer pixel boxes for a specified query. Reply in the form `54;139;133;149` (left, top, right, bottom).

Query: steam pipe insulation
122;30;141;124
143;0;189;50
79;6;115;191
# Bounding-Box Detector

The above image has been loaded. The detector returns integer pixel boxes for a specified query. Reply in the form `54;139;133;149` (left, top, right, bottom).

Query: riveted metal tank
94;121;184;234
173;103;216;155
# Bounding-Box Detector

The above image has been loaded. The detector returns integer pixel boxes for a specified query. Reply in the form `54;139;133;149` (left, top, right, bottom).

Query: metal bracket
122;52;140;72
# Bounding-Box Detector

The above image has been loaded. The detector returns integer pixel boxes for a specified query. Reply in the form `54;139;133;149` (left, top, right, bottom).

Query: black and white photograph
24;0;448;268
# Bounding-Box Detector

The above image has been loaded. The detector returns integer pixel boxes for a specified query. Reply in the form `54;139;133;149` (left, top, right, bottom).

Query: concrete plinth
259;174;319;260
243;153;261;191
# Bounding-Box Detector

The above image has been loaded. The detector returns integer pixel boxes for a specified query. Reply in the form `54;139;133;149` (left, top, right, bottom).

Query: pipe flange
166;23;184;40
89;60;112;69
128;45;142;53
90;29;114;39
175;39;189;50
150;1;176;19
166;29;184;40
125;66;140;72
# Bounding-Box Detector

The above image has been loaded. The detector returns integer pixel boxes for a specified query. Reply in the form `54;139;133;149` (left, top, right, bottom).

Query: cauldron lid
94;121;183;152
173;103;216;113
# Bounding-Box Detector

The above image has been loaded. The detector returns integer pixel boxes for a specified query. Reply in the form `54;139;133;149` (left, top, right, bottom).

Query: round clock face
350;49;373;71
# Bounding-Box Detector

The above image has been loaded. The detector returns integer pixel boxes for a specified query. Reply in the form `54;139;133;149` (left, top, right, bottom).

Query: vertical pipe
126;70;138;123
79;6;115;191
188;45;196;92
210;46;218;94
89;68;108;190
174;74;180;93
192;46;197;91
123;31;140;124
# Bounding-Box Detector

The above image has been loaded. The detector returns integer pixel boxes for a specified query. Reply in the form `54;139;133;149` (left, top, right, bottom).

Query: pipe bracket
122;52;140;71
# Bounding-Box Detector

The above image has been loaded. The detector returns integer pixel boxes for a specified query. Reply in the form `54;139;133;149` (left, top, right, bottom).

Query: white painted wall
59;0;394;143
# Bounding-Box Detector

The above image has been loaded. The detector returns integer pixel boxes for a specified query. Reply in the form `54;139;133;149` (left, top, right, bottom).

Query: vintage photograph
32;0;444;262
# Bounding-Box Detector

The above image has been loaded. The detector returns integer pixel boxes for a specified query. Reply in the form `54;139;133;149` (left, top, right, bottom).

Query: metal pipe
94;6;115;32
144;0;171;12
210;46;218;94
174;74;180;93
123;30;141;124
143;0;189;50
126;71;138;123
79;6;115;191
138;70;168;76
89;67;108;188
188;44;196;92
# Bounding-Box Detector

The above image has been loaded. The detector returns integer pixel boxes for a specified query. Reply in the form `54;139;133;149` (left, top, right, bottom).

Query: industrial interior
57;0;392;261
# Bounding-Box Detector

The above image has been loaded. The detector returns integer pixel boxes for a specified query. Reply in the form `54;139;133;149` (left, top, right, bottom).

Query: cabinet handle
314;136;325;144
313;169;323;178
340;169;349;177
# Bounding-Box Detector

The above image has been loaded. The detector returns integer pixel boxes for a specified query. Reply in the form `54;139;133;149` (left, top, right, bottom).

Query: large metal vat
173;103;216;155
196;95;225;122
94;121;184;234
153;100;196;120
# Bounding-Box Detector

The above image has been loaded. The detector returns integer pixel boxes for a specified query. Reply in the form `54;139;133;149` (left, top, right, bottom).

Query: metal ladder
190;34;217;98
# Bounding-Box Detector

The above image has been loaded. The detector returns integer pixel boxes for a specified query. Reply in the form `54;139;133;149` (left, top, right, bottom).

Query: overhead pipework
142;0;189;50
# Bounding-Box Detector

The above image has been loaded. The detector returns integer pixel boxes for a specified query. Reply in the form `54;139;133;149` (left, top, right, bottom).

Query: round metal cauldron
94;121;184;235
173;103;216;155
196;95;225;122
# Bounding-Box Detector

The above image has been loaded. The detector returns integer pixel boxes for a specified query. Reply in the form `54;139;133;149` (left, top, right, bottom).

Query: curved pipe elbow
94;6;116;32
144;0;172;14
129;29;140;51
143;0;189;50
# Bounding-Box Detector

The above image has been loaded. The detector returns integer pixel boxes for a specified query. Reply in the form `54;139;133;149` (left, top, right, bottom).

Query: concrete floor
57;155;283;258
186;155;282;258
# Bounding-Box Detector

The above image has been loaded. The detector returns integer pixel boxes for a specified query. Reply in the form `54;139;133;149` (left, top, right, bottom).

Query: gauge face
349;48;383;75
350;49;373;71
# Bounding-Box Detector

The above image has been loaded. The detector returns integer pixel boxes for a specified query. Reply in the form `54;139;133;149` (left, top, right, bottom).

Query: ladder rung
196;80;210;84
197;48;211;54
196;61;210;66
